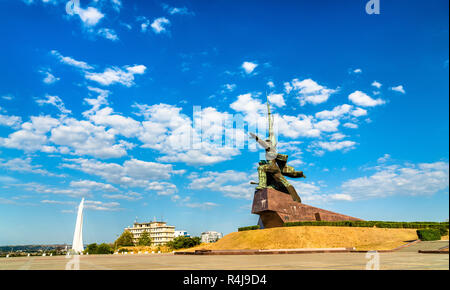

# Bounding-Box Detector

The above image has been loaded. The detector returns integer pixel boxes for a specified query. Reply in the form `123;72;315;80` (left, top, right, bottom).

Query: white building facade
201;231;223;243
174;230;190;238
125;221;175;246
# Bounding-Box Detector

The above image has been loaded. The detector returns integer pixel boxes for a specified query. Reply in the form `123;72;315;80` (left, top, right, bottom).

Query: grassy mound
183;226;418;252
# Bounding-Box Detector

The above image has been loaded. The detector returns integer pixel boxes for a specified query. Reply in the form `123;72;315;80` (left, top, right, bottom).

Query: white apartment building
125;221;175;246
174;230;190;238
201;231;223;243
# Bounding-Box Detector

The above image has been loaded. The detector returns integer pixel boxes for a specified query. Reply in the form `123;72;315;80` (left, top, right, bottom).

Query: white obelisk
71;198;84;254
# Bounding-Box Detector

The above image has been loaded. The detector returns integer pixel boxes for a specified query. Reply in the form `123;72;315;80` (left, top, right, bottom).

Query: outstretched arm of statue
281;165;306;178
291;171;306;178
249;132;270;150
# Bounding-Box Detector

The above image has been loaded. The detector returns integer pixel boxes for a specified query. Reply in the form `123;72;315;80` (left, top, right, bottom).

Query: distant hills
0;244;70;252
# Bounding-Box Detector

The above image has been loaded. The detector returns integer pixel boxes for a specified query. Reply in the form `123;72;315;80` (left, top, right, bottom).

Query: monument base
252;188;362;228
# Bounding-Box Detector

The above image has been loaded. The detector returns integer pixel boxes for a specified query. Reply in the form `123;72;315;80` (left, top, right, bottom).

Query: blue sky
0;0;448;245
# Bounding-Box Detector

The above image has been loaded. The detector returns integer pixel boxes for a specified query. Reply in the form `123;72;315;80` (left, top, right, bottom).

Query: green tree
84;243;98;254
166;236;201;250
192;236;201;245
97;243;113;254
114;230;134;249
137;231;152;246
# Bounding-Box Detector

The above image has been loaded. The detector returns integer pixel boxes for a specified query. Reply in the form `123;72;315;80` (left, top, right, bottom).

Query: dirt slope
185;226;418;251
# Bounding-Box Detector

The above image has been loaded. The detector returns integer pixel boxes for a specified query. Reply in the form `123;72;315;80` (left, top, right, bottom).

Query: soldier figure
250;99;305;203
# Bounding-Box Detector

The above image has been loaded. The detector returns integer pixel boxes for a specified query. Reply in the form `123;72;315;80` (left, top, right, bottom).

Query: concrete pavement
0;251;448;270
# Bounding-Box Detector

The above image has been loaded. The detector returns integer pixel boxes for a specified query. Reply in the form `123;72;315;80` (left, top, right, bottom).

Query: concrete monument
250;100;362;228
71;198;84;254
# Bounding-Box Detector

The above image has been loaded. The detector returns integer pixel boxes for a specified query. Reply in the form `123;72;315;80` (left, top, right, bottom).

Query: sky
0;0;448;246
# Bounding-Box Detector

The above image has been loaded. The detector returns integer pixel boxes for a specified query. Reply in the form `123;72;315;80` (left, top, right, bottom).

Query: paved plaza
1;241;448;270
0;252;447;270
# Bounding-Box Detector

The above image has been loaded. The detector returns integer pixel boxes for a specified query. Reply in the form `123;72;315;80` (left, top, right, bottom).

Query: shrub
84;243;113;254
238;225;260;232
84;243;98;255
137;231;152;246
283;221;449;231
438;226;448;236
166;236;201;250
114;230;134;249
417;229;441;241
96;243;113;254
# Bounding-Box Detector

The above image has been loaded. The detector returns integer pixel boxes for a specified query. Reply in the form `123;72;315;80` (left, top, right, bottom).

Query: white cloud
23;0;58;5
222;83;236;92
230;93;266;123
230;93;323;139
340;161;449;200
268;93;285;107
277;115;321;138
267;81;275;88
85;65;147;86
241;61;258;74
41;69;60;84
88;107;142;138
83;87;110;117
284;82;293;94
84;200;121;211
185;202;218;209
2;95;14;101
162;4;194;16
315;104;367;120
343;122;358;129
70;180;118;192
102;191;142;201
371;81;382;89
0;114;22;129
126;65;146;74
351;107;367;117
315;104;352;119
0;176;18;184
78;7;104;26
51;50;93;70
0;157;62;177
285;157;304;167
314;119;340;132
377;154;391;163
61;158;180;195
151;17;170;34
139;17;150;32
49;118;131;158
329;194;353;201
287;180;344;204
97;28;119;41
36;95;71;114
0;115;59;152
110;0;122;12
353;68;362;74
24;182;90;198
289;78;337;106
135;103;241;165
41;200;76;205
390;85;406;94
348;90;385;107
316;140;356;152
330;132;347;140
188;170;254;199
